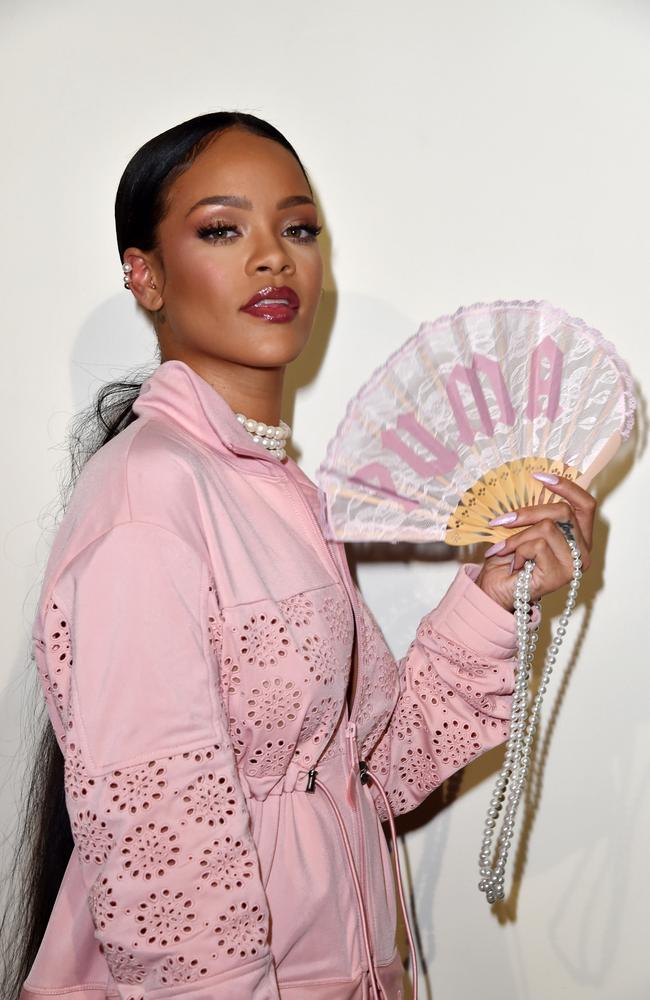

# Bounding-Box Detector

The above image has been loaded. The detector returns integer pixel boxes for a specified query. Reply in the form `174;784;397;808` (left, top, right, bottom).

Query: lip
240;285;300;312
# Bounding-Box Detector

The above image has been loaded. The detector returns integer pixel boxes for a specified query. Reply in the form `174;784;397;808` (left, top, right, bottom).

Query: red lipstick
240;285;300;323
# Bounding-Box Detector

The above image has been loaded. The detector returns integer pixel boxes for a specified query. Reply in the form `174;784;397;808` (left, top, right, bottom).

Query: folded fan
316;300;636;545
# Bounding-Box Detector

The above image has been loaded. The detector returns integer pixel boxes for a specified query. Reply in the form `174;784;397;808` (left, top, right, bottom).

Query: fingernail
484;540;507;557
532;472;559;485
488;512;518;527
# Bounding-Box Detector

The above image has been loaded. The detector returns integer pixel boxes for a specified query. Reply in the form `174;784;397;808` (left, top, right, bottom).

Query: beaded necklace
236;412;291;461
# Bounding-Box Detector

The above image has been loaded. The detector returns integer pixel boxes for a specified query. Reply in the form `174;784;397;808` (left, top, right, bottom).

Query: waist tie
307;723;419;1000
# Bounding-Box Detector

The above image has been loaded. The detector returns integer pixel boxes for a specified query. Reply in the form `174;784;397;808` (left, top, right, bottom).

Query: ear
122;248;164;312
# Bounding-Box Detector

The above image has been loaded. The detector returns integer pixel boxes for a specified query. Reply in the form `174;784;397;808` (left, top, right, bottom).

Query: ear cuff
122;262;157;291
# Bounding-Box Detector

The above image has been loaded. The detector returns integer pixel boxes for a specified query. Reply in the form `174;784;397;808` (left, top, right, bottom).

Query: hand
474;475;597;612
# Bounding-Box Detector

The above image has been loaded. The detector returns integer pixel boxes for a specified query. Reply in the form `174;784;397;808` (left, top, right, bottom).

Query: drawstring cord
348;721;418;1000
306;722;419;1000
313;774;381;1000
365;764;419;1000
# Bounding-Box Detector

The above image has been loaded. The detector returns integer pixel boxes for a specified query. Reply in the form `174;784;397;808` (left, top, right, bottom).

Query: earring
122;262;132;289
149;278;157;290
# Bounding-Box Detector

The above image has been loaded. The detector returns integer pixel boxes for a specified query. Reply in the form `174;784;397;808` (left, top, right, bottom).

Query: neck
162;352;286;426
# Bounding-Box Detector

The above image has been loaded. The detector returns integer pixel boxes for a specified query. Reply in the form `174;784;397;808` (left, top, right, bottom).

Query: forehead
165;127;311;214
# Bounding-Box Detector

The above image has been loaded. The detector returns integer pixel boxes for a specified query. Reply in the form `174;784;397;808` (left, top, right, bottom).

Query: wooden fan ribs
444;458;581;545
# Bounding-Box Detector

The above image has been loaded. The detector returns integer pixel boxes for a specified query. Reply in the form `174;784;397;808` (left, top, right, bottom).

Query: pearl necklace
235;412;291;461
478;523;582;905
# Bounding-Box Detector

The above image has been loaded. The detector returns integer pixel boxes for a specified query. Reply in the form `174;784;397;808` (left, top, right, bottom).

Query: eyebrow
186;194;315;216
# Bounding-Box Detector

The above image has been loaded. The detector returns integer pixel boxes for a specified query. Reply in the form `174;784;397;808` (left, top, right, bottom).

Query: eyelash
196;220;322;245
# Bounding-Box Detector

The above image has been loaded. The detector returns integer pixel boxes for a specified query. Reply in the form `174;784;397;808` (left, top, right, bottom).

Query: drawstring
313;775;381;1000
306;725;420;1000
348;720;419;1000
365;765;419;1000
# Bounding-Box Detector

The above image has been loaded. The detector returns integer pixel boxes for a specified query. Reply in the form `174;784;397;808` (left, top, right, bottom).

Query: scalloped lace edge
316;299;638;497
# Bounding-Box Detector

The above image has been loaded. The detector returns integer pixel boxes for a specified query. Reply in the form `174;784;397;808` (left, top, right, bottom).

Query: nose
246;228;295;277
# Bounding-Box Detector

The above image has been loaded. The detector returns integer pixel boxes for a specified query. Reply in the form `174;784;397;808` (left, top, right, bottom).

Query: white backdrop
1;1;649;998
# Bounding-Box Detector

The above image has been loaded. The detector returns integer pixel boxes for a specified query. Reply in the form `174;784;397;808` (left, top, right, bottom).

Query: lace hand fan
316;300;635;546
316;299;636;912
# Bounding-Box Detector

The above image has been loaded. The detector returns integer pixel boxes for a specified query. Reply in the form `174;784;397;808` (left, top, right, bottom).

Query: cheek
167;238;238;306
303;252;324;299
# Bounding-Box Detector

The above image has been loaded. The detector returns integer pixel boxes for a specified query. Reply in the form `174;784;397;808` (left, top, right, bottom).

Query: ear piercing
122;262;157;291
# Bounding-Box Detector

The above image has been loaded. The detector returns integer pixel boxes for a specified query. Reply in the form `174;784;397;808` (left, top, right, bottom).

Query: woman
5;112;596;999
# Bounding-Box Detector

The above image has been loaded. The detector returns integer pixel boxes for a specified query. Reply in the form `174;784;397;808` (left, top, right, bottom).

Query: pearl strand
478;531;582;905
235;412;291;461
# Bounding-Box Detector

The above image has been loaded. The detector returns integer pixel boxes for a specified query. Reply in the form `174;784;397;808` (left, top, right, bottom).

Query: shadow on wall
67;292;160;412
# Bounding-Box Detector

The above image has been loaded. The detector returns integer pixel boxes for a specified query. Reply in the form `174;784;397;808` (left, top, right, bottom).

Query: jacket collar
132;358;281;465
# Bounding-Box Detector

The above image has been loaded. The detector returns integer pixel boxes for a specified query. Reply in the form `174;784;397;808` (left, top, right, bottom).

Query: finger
485;518;576;576
489;503;590;567
529;473;597;548
490;498;573;526
507;536;568;600
507;522;573;573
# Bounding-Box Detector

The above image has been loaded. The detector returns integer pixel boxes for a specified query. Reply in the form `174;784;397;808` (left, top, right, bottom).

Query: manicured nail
532;472;559;485
488;512;517;527
484;540;507;557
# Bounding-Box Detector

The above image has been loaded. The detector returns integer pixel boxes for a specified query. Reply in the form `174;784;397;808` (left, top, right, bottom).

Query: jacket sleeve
52;520;280;1000
364;563;522;821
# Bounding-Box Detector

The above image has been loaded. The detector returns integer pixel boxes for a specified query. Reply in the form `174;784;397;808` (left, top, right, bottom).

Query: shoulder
38;417;213;609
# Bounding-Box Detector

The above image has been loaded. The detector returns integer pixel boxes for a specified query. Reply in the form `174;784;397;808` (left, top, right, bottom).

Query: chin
250;331;311;367
254;349;306;368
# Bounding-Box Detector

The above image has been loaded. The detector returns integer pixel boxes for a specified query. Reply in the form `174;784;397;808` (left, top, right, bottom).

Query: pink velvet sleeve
50;521;280;999
366;563;522;820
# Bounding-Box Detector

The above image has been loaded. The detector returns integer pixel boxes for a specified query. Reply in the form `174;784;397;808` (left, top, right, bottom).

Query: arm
364;564;521;821
53;521;279;999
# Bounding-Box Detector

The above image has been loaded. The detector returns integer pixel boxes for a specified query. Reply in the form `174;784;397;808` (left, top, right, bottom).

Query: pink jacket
22;359;519;1000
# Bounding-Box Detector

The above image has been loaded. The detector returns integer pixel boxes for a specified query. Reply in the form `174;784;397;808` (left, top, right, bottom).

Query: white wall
1;1;649;997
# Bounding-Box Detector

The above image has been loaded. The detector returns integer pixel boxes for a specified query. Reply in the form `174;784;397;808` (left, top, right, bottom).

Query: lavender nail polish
484;540;507;557
488;512;517;527
532;472;559;485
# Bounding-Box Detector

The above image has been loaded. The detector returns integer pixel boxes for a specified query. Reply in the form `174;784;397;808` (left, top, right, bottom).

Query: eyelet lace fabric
34;569;285;992
34;539;514;996
365;620;512;821
33;598;73;741
36;573;358;993
224;585;352;780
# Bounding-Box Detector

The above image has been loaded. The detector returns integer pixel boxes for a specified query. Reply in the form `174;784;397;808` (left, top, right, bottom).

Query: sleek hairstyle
0;111;309;999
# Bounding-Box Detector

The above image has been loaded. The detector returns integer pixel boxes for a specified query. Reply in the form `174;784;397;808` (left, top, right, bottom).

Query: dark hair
115;110;311;259
0;110;308;999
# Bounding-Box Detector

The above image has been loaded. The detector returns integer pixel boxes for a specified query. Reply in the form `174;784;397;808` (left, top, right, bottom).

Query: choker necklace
235;412;291;461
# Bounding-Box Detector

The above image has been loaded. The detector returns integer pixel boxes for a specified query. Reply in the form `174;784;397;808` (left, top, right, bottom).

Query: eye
196;220;322;245
196;221;241;243
284;223;322;243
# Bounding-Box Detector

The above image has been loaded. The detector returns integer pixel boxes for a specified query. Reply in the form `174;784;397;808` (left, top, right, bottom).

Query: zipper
344;718;371;948
279;464;375;957
317;526;376;967
282;464;367;723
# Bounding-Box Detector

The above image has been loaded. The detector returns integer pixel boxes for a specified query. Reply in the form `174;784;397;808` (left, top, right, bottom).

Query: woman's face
145;127;323;370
